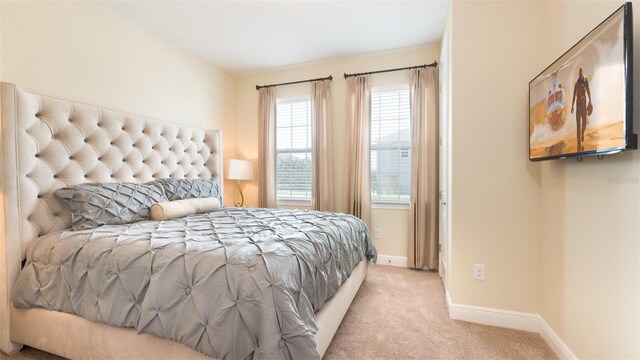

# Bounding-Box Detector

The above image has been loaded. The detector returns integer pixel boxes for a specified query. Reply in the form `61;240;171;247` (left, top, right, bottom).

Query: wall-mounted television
529;2;636;161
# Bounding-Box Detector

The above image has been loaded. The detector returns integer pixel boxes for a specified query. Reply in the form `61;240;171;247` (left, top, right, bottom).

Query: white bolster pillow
150;197;222;221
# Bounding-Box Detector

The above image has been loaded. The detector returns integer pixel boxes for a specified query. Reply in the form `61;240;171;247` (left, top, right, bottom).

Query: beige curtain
311;80;334;211
258;87;276;208
408;67;439;270
344;76;372;229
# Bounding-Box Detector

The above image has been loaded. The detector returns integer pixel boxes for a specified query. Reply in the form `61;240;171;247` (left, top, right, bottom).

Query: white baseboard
447;300;539;332
375;255;407;267
539;317;577;360
445;295;575;359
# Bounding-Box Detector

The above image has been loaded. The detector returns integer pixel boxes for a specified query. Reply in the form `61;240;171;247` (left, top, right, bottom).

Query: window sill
372;202;410;211
277;199;312;208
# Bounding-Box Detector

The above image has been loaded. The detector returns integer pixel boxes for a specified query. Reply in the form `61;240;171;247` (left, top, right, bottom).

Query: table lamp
228;159;254;206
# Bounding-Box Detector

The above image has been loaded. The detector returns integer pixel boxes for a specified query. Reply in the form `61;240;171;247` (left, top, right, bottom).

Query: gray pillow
154;178;222;203
54;182;169;230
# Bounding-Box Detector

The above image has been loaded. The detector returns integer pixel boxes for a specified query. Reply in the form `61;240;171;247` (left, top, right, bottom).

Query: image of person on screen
571;67;592;152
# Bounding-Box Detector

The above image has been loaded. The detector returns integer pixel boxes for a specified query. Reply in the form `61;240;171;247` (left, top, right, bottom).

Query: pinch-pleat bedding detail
13;208;376;359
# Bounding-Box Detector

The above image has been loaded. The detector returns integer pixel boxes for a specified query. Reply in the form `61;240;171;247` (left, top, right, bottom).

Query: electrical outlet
474;264;485;281
374;228;382;239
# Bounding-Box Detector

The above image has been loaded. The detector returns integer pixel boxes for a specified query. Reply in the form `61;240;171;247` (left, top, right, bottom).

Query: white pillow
150;197;221;221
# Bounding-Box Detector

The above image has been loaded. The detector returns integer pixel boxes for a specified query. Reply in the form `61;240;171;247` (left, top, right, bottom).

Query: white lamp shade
228;159;254;180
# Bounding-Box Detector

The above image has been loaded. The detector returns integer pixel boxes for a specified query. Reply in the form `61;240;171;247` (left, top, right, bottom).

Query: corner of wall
536;1;640;358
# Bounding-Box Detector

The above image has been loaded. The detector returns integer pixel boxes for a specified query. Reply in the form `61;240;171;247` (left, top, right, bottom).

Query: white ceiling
103;1;449;75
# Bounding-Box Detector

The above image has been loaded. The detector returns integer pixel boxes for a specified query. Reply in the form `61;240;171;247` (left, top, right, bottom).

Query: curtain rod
256;75;333;90
343;61;438;79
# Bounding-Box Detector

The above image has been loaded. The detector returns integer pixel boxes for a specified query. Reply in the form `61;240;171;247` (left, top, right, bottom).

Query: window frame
370;84;412;205
275;95;313;204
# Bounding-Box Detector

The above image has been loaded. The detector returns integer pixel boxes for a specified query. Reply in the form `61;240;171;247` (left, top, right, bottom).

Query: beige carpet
324;265;556;360
2;265;555;360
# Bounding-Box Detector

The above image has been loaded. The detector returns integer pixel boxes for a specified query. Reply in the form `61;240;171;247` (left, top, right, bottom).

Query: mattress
12;207;377;359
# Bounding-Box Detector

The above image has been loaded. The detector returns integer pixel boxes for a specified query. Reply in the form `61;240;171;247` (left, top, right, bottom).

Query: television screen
529;3;635;161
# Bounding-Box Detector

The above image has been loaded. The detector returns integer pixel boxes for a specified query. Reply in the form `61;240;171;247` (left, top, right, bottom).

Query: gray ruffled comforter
12;208;376;359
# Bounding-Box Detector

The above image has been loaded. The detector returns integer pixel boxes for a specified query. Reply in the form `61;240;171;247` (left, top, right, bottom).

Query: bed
0;83;376;359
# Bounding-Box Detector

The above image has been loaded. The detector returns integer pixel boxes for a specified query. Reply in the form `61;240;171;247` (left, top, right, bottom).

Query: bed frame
0;83;367;359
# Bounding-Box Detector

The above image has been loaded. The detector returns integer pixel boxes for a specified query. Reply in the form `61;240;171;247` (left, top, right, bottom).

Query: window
370;86;411;203
276;97;312;202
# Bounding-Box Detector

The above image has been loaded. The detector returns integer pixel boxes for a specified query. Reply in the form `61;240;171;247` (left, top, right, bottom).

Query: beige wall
538;2;640;358
0;1;237;203
448;1;544;313
233;47;440;258
448;1;640;357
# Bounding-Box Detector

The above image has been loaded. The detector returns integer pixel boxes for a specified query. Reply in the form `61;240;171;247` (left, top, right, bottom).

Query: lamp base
233;181;245;207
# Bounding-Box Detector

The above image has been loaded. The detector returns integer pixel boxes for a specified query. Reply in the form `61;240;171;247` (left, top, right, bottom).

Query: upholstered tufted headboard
0;82;222;353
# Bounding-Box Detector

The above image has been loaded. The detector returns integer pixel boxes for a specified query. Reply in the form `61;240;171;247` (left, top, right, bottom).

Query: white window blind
276;97;312;201
371;87;411;203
